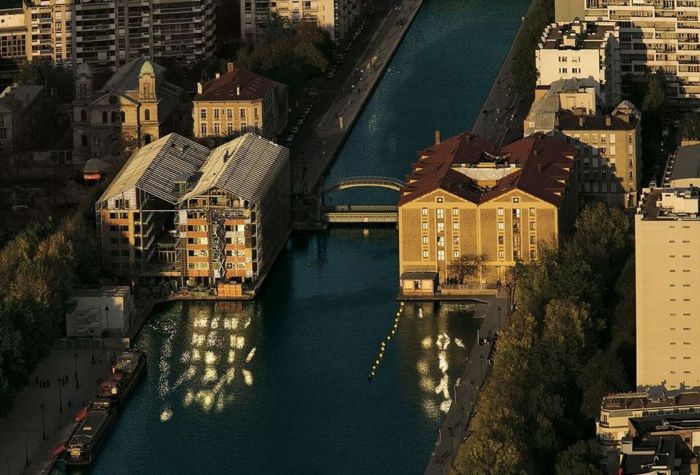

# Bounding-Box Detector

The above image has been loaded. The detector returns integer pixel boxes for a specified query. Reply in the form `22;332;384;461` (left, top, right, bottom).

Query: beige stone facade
636;187;700;392
193;65;288;141
398;133;578;288
72;58;182;160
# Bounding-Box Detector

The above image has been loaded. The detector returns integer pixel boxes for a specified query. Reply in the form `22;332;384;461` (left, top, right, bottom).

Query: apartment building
635;186;700;392
193;63;288;141
72;57;183;160
397;132;578;293
536;19;621;107
0;7;28;60
0;83;44;152
555;0;700;99
95;132;290;291
597;391;700;445
241;0;360;43
1;0;214;71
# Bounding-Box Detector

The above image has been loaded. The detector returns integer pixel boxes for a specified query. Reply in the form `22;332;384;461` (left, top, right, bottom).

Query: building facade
193;64;288;141
72;58;182;160
636;186;700;392
0;83;44;152
241;0;360;43
397;132;578;292
66;286;131;337
0;0;214;71
536;19;621;107
95;132;291;292
555;0;700;99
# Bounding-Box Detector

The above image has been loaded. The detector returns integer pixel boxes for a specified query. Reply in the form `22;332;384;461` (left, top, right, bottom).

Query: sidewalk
470;0;538;146
424;294;509;475
0;348;113;474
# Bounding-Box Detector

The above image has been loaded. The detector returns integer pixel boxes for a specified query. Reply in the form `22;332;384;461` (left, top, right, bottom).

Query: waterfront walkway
470;0;538;145
0;348;113;475
292;0;424;217
424;293;509;475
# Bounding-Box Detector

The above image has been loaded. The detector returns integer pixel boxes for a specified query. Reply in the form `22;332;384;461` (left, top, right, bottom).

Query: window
200;123;207;136
452;208;459;216
422;250;429;259
214;123;220;136
437;222;445;232
421;222;428;230
144;108;150;121
512;197;520;203
497;222;505;231
422;236;428;245
437;236;445;247
498;236;504;245
437;208;444;219
200;109;207;120
80;109;87;121
421;207;428;216
497;207;504;216
213;108;220;120
529;222;535;230
227;123;234;135
436;197;443;203
530;249;536;259
102;111;108;123
241;123;248;133
610;145;616;155
437;250;445;261
81;135;88;146
453;236;459;245
498;250;505;259
240;108;246;119
452;222;459;230
227;108;233;119
453;250;460;259
609;134;616;144
529;208;535;216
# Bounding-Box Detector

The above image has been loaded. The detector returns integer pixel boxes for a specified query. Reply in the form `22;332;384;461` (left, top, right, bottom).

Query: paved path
0;348;113;474
292;0;424;221
470;0;538;145
424;294;509;475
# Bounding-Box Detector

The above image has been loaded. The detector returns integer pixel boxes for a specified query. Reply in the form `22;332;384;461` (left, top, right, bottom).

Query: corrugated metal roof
179;133;289;203
98;133;210;204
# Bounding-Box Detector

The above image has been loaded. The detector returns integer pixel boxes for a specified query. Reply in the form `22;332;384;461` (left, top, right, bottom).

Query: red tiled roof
194;68;276;102
398;132;577;207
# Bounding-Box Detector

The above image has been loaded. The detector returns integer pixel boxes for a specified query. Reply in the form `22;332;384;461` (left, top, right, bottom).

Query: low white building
66;286;132;338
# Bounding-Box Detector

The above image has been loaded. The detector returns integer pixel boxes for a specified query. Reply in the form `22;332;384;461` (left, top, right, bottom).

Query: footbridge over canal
322;176;405;224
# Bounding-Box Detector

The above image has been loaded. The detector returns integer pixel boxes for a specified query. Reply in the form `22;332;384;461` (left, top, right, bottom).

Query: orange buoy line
368;302;405;380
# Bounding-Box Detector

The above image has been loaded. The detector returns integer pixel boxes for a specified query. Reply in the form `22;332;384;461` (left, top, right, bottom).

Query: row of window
200;122;259;136
199;107;259;121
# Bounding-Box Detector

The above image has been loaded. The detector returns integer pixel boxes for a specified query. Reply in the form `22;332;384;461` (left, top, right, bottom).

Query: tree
448;253;486;283
642;72;665;112
555;440;602;475
681;112;700;141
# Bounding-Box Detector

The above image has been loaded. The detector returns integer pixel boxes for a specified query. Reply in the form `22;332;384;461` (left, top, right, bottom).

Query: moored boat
63;403;117;466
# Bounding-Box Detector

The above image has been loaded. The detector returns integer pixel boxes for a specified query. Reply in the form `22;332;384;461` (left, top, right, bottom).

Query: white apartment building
636;186;700;392
241;0;360;43
555;0;700;99
536;19;621;107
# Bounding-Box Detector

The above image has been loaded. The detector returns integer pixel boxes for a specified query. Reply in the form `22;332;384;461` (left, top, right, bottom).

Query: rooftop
670;144;700;185
99;57;165;94
602;391;700;412
398;133;577;207
637;187;700;221
0;84;44;110
195;67;278;102
539;19;617;50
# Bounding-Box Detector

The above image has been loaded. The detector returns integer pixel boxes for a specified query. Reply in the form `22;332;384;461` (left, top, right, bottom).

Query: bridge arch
324;176;405;194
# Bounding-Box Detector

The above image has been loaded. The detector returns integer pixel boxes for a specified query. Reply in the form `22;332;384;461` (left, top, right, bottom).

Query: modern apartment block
95;132;291;291
397;132;578;293
0;0;215;71
536;19;621;107
555;0;700;99
240;0;360;43
597;391;700;445
635;186;700;392
72;57;183;160
193;63;288;141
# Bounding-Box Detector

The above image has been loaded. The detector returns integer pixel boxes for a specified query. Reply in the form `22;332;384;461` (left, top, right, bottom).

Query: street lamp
90;334;95;366
57;378;63;414
497;305;502;330
480;354;484;384
73;352;79;389
104;305;110;338
40;402;46;440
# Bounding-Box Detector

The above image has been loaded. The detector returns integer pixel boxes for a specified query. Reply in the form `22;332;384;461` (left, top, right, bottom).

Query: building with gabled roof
398;132;578;293
0;83;44;152
193;63;288;141
72;58;184;160
95;132;290;294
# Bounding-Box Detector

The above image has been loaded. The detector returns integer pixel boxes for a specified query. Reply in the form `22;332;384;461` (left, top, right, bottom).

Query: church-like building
72;57;183;160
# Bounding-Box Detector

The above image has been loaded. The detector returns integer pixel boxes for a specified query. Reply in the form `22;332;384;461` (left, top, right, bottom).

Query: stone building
0;83;44;152
72;57;182;160
95;132;291;293
536;19;621;107
193;64;288;141
397;132;578;294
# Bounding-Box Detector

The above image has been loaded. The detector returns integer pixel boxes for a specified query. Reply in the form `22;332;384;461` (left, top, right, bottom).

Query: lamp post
40;402;46;440
73;352;79;389
497;305;502;330
90;335;95;366
104;305;110;338
480;354;484;384
24;432;29;467
57;378;63;414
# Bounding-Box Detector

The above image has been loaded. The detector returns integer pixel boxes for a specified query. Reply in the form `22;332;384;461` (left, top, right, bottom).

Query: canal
92;0;527;473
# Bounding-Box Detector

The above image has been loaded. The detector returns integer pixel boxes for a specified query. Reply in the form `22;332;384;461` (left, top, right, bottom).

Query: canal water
92;0;526;473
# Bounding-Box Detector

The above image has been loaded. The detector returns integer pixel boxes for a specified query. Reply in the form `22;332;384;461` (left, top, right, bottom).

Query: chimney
215;72;220;79
605;116;612;127
197;82;203;95
236;86;241;96
227;62;235;73
434;130;441;145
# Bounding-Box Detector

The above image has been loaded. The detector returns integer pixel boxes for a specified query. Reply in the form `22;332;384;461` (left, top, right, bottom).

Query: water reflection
151;302;258;421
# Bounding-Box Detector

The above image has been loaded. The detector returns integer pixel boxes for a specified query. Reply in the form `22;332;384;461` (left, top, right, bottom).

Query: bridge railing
325;176;406;192
323;205;397;212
